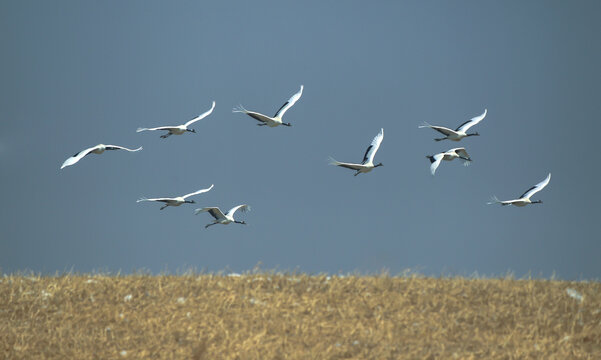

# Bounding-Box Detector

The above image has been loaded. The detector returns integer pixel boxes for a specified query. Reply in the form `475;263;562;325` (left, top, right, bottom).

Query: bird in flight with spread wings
419;109;487;141
61;144;142;169
137;185;214;210
195;204;250;228
233;85;303;127
488;173;551;207
137;101;215;138
330;128;384;176
426;147;472;175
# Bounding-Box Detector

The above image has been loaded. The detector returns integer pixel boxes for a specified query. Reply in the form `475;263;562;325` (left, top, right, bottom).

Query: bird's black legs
434;138;446;142
257;123;267;126
205;222;217;229
160;133;172;139
160;204;168;210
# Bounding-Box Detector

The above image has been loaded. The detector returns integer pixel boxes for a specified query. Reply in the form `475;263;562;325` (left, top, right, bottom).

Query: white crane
195;204;250;228
61;144;142;169
488;173;551;207
330;128;384;176
137;185;214;210
419;109;487;141
137;101;215;138
426;147;472;175
233;85;303;127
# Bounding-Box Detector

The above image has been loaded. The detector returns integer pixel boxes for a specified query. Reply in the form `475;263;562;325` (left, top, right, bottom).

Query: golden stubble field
1;273;600;359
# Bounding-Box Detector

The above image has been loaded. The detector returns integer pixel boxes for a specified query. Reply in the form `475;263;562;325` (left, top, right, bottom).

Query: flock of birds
60;85;552;229
418;108;551;206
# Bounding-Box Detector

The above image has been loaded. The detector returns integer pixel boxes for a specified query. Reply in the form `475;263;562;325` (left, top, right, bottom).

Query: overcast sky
1;1;600;279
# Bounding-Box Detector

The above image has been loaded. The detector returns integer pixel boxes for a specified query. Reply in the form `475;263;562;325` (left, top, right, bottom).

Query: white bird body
330;128;384;176
195;204;250;228
137;101;215;138
488;173;551;207
137;185;214;210
419;109;487;141
233;85;303;127
427;147;471;175
61;144;142;169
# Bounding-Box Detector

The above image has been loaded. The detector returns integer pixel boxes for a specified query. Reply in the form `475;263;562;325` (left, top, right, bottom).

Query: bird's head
186;200;196;204
188;129;197;134
468;132;480;137
532;200;543;204
283;122;292;127
375;162;383;167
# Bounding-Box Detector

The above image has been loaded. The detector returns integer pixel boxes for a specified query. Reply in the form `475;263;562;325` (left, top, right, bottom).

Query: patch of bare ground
1;273;600;359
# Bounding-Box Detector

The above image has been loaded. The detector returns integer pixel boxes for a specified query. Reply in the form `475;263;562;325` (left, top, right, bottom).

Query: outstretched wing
456;109;487;132
185;101;216;127
273;85;303;118
429;153;444;175
450;147;471;161
519;173;551;199
182;184;214;199
227;204;250;217
60;145;99;169
362;128;384;164
105;145;143;152
195;207;226;220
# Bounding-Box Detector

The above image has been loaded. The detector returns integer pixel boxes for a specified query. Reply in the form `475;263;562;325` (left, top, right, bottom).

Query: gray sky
1;1;600;279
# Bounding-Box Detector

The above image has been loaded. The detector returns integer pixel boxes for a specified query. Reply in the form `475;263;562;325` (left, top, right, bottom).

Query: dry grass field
1;272;600;359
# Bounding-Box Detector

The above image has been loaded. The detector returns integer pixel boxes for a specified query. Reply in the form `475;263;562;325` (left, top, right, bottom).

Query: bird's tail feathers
487;196;502;205
232;104;248;113
328;156;341;166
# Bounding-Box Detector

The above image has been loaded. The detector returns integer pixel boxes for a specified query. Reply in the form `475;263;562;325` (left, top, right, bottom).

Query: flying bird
233;85;303;127
419;109;487;141
137;185;214;210
137;101;215;138
195;204;250;228
330;128;384;176
426;147;472;175
488;173;551;207
61;144;142;169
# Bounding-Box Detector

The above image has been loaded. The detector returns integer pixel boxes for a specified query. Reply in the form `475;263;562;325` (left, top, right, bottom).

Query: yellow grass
1;273;600;359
